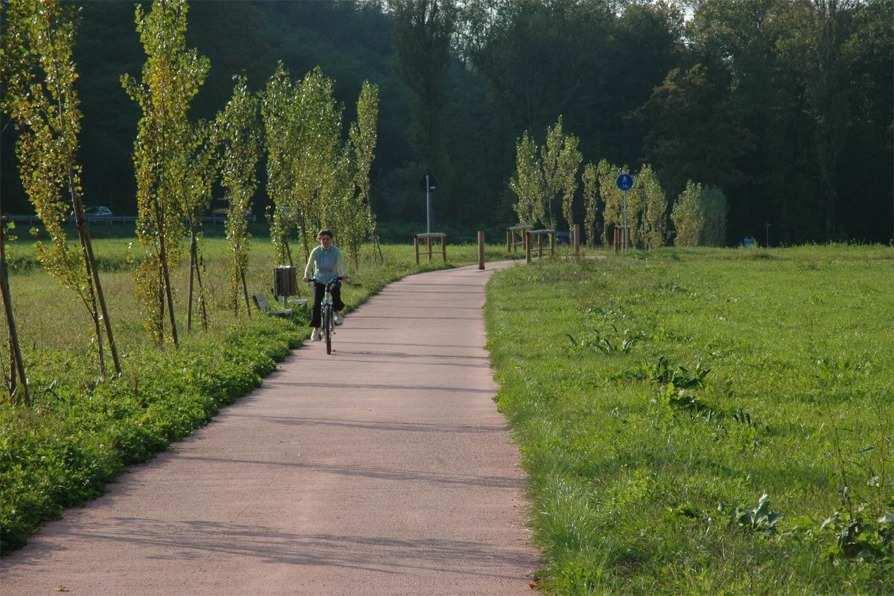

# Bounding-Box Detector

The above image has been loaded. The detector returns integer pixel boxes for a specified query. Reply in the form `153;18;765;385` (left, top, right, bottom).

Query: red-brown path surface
0;264;538;595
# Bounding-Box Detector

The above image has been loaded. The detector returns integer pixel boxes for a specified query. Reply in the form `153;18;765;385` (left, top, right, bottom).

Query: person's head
317;229;334;248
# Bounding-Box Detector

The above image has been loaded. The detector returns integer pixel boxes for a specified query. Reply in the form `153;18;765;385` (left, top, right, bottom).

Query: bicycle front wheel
322;307;332;354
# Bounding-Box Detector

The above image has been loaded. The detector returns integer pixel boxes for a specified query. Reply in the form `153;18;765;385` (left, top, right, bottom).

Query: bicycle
319;278;342;355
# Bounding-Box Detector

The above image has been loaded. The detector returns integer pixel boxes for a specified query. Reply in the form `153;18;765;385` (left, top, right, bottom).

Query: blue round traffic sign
616;173;634;191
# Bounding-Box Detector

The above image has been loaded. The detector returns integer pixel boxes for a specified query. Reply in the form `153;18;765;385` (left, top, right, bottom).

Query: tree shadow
11;517;537;580
223;413;509;435
266;380;495;395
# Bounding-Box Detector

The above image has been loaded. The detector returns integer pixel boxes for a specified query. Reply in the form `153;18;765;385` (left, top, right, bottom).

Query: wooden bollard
414;236;420;264
525;231;531;264
478;231;485;270
427;236;432;262
574;223;581;257
442;235;447;262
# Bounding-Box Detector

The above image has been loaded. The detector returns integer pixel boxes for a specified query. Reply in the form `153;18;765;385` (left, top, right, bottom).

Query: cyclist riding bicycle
303;228;348;342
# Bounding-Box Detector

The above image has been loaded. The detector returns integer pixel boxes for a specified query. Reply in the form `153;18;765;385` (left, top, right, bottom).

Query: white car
84;206;113;221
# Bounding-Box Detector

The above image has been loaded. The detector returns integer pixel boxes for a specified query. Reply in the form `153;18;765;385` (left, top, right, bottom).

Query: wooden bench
413;232;447;264
525;229;555;262
506;224;532;254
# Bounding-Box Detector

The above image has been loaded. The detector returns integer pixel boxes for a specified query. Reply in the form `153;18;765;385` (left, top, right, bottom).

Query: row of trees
511;116;727;248
0;0;380;403
1;1;885;241
389;0;891;242
263;65;380;271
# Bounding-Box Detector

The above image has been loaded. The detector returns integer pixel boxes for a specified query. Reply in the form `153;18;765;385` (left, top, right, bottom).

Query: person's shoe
334;312;344;326
311;328;322;341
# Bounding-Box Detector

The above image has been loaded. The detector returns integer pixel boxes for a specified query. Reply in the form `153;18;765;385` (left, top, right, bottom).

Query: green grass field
0;237;509;553
486;246;893;593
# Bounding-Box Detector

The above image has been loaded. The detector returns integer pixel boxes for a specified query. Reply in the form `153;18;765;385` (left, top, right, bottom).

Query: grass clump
485;246;893;593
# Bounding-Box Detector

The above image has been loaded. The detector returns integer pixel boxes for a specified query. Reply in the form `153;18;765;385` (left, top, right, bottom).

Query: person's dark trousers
310;281;344;327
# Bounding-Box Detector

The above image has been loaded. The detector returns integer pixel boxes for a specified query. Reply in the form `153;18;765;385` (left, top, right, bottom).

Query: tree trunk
0;101;29;404
0;218;28;405
300;215;310;266
373;233;384;263
8;330;15;394
194;243;209;331
69;170;120;375
86;278;107;378
152;196;178;347
240;264;251;319
187;230;196;332
158;260;165;344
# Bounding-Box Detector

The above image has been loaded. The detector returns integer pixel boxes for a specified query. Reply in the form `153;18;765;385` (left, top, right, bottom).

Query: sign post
616;172;634;252
422;173;437;234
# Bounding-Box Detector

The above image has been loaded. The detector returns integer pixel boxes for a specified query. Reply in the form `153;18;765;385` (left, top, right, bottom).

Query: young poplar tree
671;180;705;247
326;148;358;261
326;84;381;271
558;133;582;236
182;120;216;331
582;162;599;247
637;164;668;249
6;0;120;377
670;181;728;247
597;159;621;245
215;75;259;317
0;0;29;402
347;81;381;266
261;63;298;266
509;131;544;226
701;186;728;246
293;67;341;256
540;116;565;230
624;166;644;248
122;0;209;346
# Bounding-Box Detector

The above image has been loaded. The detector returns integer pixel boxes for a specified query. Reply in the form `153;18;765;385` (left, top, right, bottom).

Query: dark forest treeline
1;0;891;243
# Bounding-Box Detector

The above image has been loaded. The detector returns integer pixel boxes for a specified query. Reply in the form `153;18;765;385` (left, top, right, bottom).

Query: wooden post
478;230;485;270
442;234;447;262
549;230;555;257
574;224;581;257
506;230;511;254
427;236;432;262
414;235;419;265
525;231;531;264
537;232;543;258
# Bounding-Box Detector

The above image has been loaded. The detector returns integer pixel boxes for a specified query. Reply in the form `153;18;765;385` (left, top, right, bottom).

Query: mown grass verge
0;241;511;555
485;246;893;594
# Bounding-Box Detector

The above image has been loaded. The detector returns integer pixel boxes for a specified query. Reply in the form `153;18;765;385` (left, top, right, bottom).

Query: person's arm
303;246;318;281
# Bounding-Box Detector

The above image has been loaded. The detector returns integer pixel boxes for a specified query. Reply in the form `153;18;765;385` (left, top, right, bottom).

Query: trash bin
274;266;297;299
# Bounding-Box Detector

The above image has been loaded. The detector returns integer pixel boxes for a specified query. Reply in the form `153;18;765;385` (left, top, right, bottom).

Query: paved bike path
0;264;537;594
